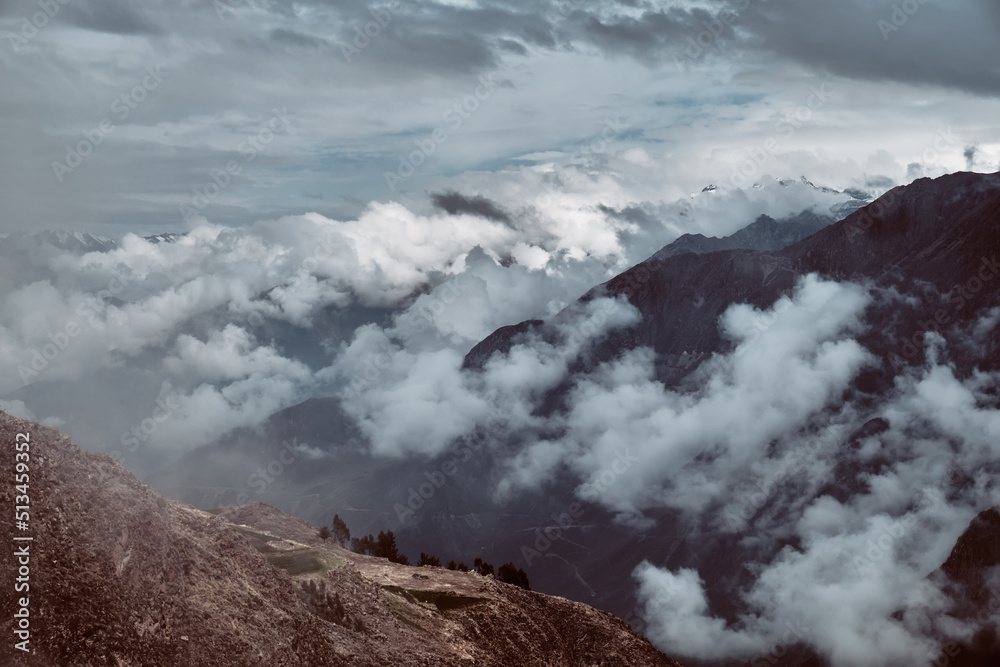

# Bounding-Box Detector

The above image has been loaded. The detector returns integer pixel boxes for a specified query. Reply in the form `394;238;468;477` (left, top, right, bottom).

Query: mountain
691;176;874;219
143;232;185;244
0;230;118;255
649;211;833;260
462;208;832;373
924;509;1000;666
32;230;118;253
142;171;1000;666
0;411;681;666
468;171;1000;386
449;169;1000;656
0;230;184;256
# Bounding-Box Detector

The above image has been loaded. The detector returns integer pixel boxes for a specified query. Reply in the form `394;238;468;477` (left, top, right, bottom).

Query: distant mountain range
0;230;185;255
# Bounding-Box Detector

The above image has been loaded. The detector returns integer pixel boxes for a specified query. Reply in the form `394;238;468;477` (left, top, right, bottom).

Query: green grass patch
382;586;485;611
320;554;349;570
384;596;428;633
266;550;324;575
233;526;279;542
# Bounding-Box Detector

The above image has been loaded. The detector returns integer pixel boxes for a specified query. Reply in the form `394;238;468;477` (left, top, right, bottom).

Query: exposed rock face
926;508;1000;667
942;509;1000;588
0;411;681;667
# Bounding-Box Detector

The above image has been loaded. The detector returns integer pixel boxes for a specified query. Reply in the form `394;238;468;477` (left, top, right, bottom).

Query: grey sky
1;0;998;236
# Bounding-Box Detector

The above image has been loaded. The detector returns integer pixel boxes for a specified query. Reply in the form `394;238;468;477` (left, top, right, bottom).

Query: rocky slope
0;411;681;666
925;508;1000;666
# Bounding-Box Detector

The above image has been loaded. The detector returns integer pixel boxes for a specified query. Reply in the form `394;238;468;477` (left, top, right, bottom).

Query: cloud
326;293;641;459
965;145;979;170
3;0;996;236
430;190;513;225
622;292;1000;665
490;274;872;524
633;563;760;660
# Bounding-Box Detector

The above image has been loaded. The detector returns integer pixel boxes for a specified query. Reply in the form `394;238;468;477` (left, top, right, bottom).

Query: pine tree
473;557;494;577
418;552;441;567
497;562;530;590
350;533;375;555
331;514;351;546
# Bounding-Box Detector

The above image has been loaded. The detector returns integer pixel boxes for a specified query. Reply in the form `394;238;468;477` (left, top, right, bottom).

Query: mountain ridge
0;410;681;666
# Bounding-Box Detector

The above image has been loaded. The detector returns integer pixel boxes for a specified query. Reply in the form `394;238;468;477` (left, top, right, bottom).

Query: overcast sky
3;5;1000;664
2;0;999;236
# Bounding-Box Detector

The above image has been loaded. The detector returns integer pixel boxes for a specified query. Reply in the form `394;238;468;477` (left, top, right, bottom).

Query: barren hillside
0;411;681;667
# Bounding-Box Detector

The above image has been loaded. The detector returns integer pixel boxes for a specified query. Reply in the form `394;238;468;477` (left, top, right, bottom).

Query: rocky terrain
923;508;1000;666
0;411;682;666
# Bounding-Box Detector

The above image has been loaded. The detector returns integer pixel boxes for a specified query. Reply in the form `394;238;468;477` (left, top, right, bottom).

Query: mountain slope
654;210;833;260
0;411;681;666
467;171;1000;385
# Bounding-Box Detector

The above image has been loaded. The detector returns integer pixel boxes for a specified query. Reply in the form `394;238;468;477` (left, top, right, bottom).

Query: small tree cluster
317;514;351;546
418;552;442;567
473;557;494;577
328;515;524;587
318;514;351;547
497;562;530;590
351;530;410;565
332;514;351;546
